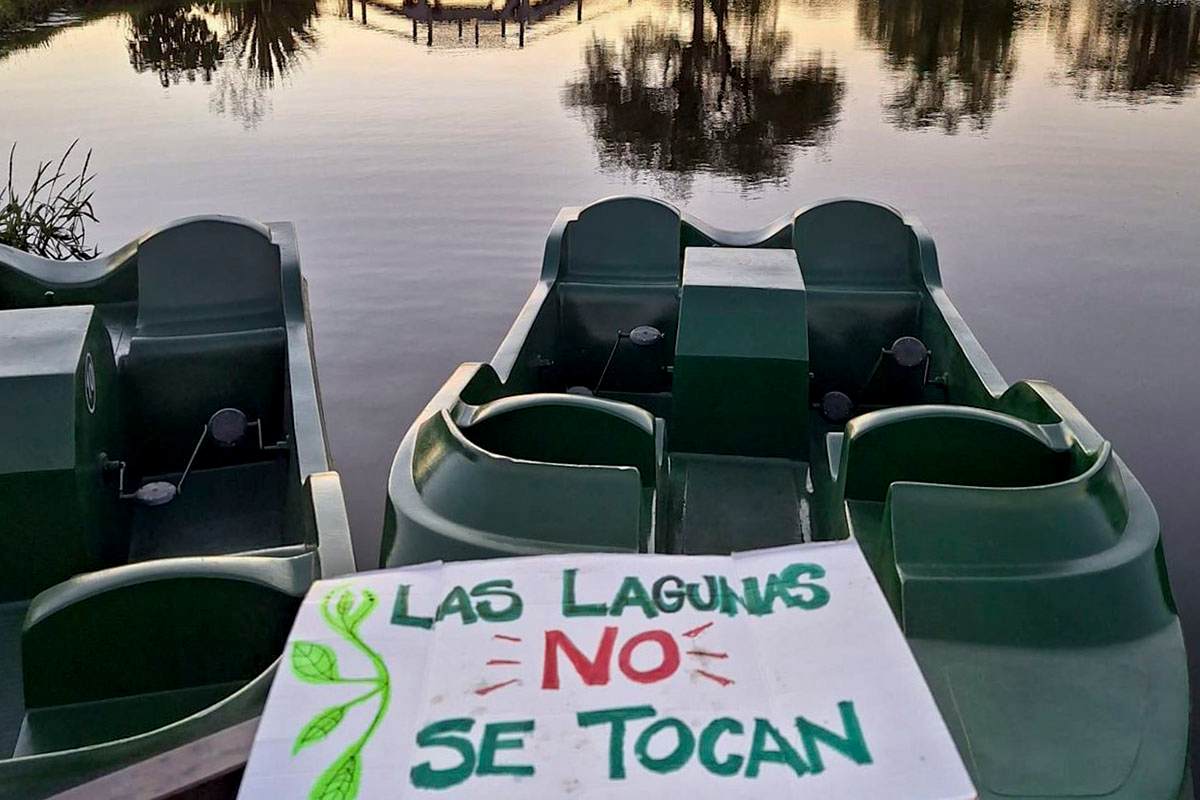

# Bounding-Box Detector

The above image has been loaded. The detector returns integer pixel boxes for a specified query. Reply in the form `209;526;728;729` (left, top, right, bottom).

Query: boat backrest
553;283;678;393
123;329;286;473
836;406;1077;503
122;219;288;474
807;289;924;397
410;411;646;554
561;197;681;284
135;218;283;336
548;198;683;393
461;393;659;486
21;555;308;712
792;200;922;291
793;200;926;401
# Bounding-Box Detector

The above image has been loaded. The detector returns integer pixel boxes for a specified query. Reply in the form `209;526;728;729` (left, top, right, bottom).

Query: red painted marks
475;679;520;696
486;659;521;666
681;621;713;639
695;670;735;687
686;650;728;659
493;634;523;643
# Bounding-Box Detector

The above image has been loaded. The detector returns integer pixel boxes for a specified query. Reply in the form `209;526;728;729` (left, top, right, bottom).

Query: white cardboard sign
238;542;976;799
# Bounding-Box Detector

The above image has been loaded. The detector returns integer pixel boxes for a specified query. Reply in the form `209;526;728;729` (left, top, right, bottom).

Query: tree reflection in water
1049;0;1200;101
127;6;223;86
857;0;1023;132
126;0;319;125
218;0;319;83
210;0;320;124
562;0;844;193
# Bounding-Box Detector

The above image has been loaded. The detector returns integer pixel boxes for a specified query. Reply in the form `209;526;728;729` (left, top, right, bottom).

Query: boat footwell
666;454;810;554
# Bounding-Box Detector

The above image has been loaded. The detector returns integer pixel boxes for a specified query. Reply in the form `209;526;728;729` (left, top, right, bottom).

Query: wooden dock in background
357;0;587;46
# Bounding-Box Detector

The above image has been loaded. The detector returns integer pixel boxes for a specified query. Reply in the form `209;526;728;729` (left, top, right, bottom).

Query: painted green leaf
310;750;361;800
292;641;340;683
293;704;347;755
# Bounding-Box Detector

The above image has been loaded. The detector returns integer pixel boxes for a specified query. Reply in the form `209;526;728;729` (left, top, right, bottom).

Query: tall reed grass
1;141;99;260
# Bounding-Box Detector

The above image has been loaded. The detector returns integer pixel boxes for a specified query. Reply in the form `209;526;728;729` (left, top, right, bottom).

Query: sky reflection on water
1;0;1198;628
6;0;1198;138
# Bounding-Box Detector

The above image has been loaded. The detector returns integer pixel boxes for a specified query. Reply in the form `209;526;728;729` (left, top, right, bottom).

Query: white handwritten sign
238;542;975;799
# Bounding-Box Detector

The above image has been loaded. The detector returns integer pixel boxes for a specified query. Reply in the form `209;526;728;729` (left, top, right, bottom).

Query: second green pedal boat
381;196;1192;799
0;217;354;798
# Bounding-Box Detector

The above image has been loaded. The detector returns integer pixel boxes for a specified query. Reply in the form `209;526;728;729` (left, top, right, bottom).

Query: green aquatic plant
0;140;99;260
291;587;390;800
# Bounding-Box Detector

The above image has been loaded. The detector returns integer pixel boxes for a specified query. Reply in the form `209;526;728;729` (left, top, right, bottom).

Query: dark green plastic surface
0;217;354;798
382;196;1191;799
674;246;809;457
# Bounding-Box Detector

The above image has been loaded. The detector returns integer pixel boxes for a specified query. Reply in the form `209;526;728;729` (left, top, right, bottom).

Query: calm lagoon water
3;0;1199;725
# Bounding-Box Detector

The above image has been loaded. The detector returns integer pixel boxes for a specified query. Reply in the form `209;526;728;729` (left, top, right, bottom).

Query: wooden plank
48;718;259;800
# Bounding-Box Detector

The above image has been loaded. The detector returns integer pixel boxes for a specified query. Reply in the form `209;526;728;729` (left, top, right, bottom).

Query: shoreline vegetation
0;0;90;55
0;0;65;31
0;0;116;43
1;141;100;260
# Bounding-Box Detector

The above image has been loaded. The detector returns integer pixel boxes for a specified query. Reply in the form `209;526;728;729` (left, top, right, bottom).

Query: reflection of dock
356;0;588;46
375;0;581;24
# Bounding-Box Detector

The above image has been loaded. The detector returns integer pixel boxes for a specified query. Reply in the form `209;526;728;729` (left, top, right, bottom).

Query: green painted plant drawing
291;587;390;800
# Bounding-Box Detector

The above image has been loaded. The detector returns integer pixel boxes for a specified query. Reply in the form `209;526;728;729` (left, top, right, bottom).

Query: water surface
3;0;1199;709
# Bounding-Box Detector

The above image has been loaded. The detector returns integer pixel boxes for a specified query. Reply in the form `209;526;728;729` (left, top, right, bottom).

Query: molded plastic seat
832;405;1170;647
550;198;683;393
18;555;310;755
555;284;678;392
123;329;285;472
460;392;658;486
792;200;927;404
391;408;647;564
122;218;288;473
835;405;1077;503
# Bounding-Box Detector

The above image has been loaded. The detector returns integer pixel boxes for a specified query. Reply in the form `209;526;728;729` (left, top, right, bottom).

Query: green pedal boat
0;217;354;798
382;196;1191;799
